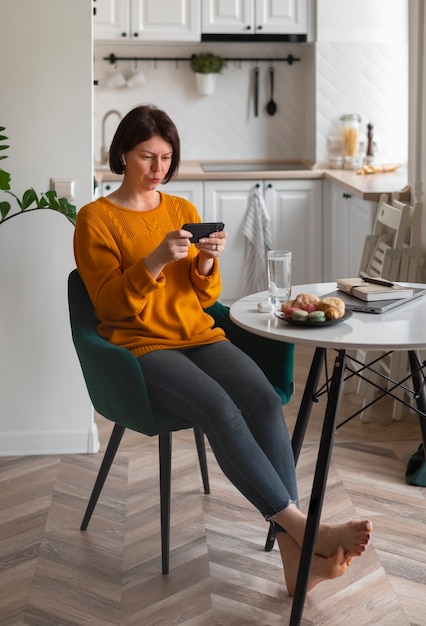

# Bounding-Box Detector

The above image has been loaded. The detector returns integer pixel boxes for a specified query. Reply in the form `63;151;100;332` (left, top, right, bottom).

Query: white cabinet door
204;178;321;303
204;180;258;304
133;0;200;41
161;180;204;215
202;0;307;35
323;181;377;281
265;179;322;285
256;0;307;34
93;0;129;40
202;0;253;35
94;0;200;41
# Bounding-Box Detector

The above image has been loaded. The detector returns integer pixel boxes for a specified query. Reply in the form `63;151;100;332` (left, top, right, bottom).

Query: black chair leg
264;523;276;552
80;423;126;531
193;427;210;494
159;432;172;575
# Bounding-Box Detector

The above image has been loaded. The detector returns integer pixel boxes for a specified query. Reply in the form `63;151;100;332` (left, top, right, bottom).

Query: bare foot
277;533;352;597
315;519;372;558
274;505;372;558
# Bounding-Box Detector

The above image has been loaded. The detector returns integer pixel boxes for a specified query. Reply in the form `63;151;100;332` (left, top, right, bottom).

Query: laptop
321;286;426;314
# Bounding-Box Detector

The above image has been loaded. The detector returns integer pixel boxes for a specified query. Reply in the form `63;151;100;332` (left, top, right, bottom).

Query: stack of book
336;277;414;302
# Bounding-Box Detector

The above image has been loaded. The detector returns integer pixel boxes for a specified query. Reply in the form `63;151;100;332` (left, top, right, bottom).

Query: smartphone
182;222;225;243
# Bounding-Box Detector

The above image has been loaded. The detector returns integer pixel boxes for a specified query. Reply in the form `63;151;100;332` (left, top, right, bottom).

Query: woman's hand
196;230;227;275
144;230;191;279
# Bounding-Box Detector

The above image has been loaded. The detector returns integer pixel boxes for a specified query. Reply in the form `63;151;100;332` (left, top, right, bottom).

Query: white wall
315;0;408;167
0;1;98;454
408;0;426;282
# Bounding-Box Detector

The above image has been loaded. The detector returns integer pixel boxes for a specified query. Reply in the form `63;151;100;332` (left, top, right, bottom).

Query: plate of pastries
276;293;352;327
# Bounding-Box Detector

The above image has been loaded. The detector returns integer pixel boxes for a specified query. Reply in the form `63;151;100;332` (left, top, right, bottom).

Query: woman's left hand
196;231;227;258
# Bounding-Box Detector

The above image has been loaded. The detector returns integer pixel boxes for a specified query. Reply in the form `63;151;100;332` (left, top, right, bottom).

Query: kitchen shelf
103;53;301;66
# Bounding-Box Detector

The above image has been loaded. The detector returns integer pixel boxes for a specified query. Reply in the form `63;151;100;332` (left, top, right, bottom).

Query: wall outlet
50;178;75;200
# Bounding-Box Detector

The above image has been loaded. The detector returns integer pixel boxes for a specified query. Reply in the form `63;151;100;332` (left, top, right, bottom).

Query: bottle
365;123;374;165
340;114;361;169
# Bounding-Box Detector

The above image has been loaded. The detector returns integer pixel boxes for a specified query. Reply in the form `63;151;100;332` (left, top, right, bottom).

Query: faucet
101;110;122;165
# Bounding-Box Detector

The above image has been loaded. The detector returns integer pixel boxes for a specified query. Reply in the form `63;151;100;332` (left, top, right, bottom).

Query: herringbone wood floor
1;346;425;626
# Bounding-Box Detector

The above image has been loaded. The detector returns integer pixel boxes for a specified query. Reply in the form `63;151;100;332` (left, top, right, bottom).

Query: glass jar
340;114;361;169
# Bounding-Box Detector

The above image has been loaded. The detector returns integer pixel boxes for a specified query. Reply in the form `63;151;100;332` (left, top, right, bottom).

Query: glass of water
267;250;292;308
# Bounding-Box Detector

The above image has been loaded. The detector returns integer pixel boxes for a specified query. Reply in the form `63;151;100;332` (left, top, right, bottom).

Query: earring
122;156;126;166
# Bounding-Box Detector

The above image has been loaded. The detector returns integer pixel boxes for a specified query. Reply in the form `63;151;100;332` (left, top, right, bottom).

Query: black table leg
291;347;326;464
265;347;326;553
290;350;346;626
408;350;426;451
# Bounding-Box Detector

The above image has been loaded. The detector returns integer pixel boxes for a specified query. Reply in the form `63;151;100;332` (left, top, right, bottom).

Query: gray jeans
138;341;298;521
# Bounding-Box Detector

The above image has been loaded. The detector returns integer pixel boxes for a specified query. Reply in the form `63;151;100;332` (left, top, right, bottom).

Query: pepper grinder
365;123;374;165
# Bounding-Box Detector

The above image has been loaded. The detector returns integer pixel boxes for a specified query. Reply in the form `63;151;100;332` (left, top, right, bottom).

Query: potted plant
0;126;76;227
190;52;225;96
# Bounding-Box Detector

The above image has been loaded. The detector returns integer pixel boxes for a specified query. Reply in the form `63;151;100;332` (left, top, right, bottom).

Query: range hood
201;33;307;43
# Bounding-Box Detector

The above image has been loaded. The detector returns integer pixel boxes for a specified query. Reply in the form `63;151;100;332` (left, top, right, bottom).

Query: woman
74;105;372;596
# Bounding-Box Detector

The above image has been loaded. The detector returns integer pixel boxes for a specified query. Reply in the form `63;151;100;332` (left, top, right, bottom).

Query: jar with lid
340;114;361;169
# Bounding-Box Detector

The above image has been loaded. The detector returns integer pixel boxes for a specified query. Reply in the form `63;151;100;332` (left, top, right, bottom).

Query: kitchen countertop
95;161;409;202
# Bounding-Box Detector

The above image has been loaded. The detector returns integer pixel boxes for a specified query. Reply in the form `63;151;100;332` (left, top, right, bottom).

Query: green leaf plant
0;126;76;227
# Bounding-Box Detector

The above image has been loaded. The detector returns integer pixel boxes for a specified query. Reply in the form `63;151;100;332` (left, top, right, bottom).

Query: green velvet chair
68;269;294;574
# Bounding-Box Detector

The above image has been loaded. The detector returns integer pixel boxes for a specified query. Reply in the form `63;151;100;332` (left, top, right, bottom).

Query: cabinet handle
267;183;273;188
342;192;352;199
121;32;127;37
257;25;263;30
133;32;139;37
255;183;261;188
245;25;251;30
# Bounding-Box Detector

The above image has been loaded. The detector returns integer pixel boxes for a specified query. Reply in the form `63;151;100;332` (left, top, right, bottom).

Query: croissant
316;297;345;320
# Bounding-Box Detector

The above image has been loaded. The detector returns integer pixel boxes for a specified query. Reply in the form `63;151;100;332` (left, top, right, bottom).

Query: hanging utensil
253;66;259;117
266;66;277;116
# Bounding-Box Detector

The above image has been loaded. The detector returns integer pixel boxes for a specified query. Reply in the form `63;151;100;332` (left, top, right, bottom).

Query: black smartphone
182;222;225;243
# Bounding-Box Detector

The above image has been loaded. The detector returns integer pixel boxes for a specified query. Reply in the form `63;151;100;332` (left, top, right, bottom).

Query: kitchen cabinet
93;0;200;42
265;178;322;283
99;179;203;210
323;180;378;281
204;179;321;304
201;0;307;36
163;180;204;212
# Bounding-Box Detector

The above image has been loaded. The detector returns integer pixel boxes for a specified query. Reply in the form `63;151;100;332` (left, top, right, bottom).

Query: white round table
230;283;426;351
230;284;426;626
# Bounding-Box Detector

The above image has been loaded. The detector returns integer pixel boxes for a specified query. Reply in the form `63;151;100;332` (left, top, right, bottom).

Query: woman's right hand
144;229;192;279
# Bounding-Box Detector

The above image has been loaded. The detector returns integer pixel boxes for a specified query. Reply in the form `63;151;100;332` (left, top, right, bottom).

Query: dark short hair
109;105;180;183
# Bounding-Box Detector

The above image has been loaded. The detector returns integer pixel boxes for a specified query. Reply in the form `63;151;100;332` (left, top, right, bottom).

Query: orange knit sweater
74;193;226;357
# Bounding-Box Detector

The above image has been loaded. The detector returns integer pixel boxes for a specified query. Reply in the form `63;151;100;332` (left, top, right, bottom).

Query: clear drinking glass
267;250;292;308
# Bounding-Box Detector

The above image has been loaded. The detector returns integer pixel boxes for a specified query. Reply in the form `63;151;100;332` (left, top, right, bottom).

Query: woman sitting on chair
74;104;372;596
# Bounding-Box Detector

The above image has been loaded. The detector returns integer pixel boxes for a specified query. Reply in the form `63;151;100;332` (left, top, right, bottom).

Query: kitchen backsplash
94;39;407;168
315;41;408;167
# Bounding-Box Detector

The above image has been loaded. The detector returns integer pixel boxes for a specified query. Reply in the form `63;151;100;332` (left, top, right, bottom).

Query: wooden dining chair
68;269;295;574
355;193;424;422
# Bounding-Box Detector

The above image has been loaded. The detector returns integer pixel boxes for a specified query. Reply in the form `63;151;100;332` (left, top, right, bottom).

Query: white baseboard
0;423;100;456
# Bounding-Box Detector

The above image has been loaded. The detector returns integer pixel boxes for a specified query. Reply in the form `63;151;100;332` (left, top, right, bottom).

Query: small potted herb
190;52;225;95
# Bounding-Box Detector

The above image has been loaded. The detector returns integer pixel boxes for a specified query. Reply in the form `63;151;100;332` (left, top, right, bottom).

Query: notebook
336;277;414;301
321;286;426;314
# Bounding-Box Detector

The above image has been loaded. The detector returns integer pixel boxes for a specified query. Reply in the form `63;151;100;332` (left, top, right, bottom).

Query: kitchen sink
201;162;313;172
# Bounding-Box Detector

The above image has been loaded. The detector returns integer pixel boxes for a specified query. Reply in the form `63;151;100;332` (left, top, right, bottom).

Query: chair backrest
358;193;411;280
68;269;193;435
391;197;423;281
